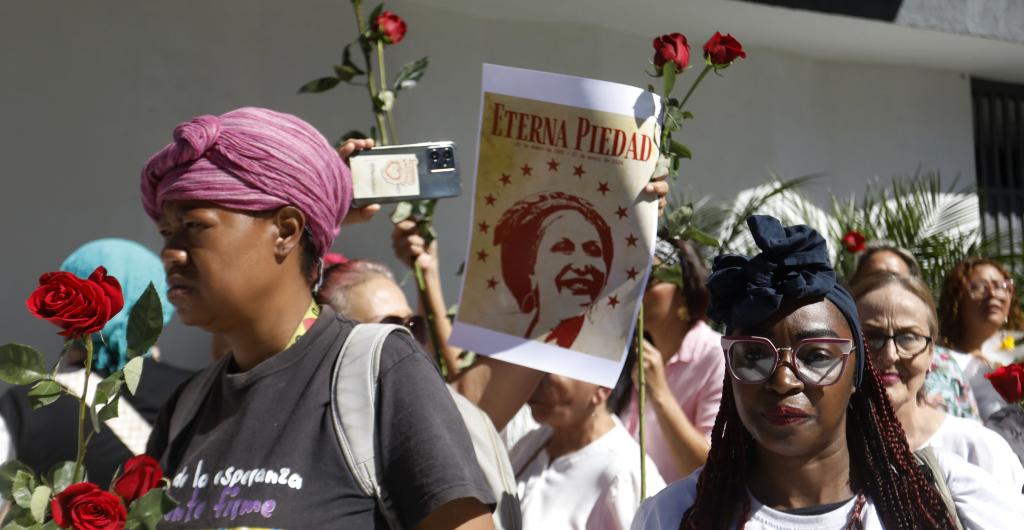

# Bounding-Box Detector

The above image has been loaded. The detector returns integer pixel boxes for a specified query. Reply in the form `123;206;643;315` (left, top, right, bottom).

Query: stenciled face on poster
450;64;661;387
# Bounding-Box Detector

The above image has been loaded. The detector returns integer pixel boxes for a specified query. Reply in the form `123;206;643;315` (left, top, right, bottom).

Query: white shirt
631;450;1024;529
924;413;1024;493
511;417;666;530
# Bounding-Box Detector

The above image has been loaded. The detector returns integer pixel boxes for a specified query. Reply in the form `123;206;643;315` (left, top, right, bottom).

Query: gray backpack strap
914;446;965;530
330;323;410;530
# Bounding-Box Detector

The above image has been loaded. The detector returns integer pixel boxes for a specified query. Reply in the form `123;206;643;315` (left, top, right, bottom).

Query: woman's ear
272;206;307;262
592;386;612;407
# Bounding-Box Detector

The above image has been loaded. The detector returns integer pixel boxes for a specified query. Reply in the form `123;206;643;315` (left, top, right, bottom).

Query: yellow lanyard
284;301;321;350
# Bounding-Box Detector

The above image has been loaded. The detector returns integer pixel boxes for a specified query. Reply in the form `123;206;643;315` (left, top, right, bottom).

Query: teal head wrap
60;238;173;373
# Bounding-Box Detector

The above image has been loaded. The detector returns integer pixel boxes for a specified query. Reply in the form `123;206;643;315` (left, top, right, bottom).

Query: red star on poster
486;277;498;290
547;158;560;171
607;295;620;309
500;173;512;186
615;206;628;220
476;250;489;262
573;165;585;178
625;234;638;247
478;221;490;234
520;163;533;176
597;182;610;195
484;194;496;206
626;267;639;281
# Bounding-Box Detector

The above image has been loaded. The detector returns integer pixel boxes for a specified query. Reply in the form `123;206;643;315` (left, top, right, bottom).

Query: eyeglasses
966;279;1014;300
863;331;932;358
380;315;427;345
722;336;854;387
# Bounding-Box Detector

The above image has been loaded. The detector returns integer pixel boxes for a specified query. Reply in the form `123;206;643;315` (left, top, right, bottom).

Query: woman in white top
511;372;664;530
632;216;1023;530
852;272;1024;492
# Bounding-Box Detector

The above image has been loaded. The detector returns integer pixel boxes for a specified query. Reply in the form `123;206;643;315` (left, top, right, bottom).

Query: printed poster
450;64;661;387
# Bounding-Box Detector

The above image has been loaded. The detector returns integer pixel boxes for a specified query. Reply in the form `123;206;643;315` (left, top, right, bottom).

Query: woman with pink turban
142;107;495;530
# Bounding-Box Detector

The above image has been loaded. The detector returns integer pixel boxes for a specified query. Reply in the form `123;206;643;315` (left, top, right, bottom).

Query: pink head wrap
141;107;351;256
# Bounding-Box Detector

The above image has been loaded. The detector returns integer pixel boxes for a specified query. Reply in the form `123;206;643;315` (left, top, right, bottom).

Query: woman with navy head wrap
0;238;190;490
632;216;1024;530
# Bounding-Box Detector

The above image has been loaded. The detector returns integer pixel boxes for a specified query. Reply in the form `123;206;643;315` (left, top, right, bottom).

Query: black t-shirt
146;307;494;529
0;358;192;489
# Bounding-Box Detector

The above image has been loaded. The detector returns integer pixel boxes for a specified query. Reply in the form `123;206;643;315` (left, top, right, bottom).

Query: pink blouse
620;321;725;484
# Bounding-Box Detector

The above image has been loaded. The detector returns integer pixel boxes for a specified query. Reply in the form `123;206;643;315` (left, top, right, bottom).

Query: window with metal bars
972;78;1024;274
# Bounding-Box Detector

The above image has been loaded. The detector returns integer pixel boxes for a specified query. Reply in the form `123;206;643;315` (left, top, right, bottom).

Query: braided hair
679;352;957;529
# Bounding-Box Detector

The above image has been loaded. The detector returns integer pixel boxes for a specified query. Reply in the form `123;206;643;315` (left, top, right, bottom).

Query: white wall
0;0;975;371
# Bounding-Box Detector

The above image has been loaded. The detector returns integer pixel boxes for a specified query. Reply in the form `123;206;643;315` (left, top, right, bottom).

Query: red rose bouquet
985;362;1024;407
0;269;174;529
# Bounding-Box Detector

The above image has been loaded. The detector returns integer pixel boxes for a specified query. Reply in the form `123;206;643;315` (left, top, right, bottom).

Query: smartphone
349;141;461;206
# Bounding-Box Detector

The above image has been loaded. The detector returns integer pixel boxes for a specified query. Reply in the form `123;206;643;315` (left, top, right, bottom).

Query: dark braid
679;355;958;530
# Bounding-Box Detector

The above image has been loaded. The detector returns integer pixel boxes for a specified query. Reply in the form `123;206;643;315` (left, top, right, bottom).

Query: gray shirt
146;307;494;529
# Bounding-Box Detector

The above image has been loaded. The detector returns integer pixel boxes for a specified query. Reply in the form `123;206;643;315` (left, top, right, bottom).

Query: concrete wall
0;0;975;372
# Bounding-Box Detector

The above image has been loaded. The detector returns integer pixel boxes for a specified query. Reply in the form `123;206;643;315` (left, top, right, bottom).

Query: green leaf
668;140;692;160
368;3;385;26
391;202;413;224
393;57;428;91
26;380;61;410
1;519;30;530
47;462;76;494
94;371;123;406
89;400;101;434
0;345;48;385
662;62;677;97
680;226;720;247
29;486;50;523
97;393;120;423
126;284;163;359
123;356;144;395
333;64;360;81
0;461;34;498
297;76;341;94
12;471;35;509
341;44;365;74
663;106;686;134
127;488;178;530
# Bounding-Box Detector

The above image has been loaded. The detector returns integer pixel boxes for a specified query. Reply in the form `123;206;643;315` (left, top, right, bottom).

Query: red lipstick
763;406;810;425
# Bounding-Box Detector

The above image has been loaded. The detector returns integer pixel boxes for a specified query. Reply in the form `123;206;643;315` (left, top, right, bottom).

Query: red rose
50;482;127;530
842;230;866;253
652;33;689;73
376;11;407;45
113;455;163;502
703;32;746;67
985;362;1024;404
26;266;124;339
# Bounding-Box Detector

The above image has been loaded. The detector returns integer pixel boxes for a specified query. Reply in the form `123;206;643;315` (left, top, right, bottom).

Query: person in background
142;107;494;529
0;238;188;489
618;237;723;483
316;259;428;347
632;216;1023;530
847;242;981;420
510;370;664;530
316;258;522;530
852;273;1023;492
938;257;1024;420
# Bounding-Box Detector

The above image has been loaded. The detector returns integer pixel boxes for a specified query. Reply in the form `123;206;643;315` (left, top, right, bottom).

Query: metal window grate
972;78;1024;274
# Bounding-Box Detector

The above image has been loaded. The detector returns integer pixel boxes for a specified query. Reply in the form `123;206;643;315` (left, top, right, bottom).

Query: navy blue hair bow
706;215;866;387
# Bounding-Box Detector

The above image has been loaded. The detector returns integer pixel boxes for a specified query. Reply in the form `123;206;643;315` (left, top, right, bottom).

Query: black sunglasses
379;315;428;345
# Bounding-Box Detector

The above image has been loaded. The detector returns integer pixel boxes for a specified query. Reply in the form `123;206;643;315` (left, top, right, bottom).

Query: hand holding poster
450;64;661;387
